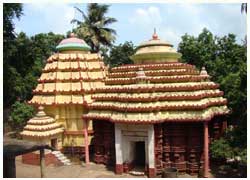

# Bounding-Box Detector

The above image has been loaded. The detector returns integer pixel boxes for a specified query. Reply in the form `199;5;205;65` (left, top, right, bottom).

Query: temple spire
152;28;158;40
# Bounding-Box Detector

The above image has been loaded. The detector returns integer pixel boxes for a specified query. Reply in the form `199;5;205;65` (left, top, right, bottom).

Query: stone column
40;149;45;178
203;121;209;178
115;124;123;174
148;125;155;178
83;119;89;164
3;156;16;178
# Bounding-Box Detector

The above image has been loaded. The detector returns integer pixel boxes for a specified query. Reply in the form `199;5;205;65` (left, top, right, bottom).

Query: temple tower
28;33;106;152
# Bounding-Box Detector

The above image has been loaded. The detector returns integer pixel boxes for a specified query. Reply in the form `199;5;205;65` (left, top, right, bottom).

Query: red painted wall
22;152;63;166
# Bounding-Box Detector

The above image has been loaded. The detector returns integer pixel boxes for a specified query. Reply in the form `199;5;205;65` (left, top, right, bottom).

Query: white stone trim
114;123;155;169
115;124;123;164
148;125;155;168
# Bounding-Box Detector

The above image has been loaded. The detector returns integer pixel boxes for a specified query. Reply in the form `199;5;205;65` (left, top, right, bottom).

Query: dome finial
70;32;76;38
200;66;211;80
136;68;148;84
152;28;158;40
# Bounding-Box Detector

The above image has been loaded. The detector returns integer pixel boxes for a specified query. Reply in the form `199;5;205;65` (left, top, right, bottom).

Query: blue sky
14;3;247;49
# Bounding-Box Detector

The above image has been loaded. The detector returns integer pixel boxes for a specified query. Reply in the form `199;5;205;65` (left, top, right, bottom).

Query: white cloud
14;3;246;48
129;6;162;27
25;3;75;34
160;28;181;49
128;5;183;48
127;3;246;48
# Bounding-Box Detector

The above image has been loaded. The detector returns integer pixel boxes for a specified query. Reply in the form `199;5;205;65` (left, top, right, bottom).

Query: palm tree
71;3;117;53
241;3;247;14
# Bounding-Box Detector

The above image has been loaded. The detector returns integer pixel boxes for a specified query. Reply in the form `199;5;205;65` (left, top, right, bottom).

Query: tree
178;29;246;126
9;101;35;130
3;3;24;107
104;41;135;68
3;32;65;107
71;3;117;53
3;3;23;44
178;28;247;164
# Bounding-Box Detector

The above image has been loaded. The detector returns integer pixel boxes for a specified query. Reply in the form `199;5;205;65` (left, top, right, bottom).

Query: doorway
134;141;145;167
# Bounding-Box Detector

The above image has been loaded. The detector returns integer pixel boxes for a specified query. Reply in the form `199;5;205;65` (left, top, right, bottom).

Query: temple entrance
134;141;145;168
115;124;154;176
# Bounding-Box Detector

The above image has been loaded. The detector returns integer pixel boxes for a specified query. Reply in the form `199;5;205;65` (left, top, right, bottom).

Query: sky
14;3;247;49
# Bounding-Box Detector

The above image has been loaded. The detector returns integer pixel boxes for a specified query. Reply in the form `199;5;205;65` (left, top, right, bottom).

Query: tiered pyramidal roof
29;33;106;105
83;32;229;123
21;106;63;138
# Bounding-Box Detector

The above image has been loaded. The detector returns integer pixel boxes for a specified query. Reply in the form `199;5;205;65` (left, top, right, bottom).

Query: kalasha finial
200;66;211;80
36;106;46;117
200;67;208;76
152;28;158;40
38;106;44;111
136;68;146;78
70;32;76;38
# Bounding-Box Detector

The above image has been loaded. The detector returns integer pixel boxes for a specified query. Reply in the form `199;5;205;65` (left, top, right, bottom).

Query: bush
210;128;247;166
9;101;35;130
210;138;233;160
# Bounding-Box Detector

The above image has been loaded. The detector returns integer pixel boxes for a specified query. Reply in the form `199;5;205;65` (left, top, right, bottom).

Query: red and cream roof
83;33;229;124
28;34;106;105
21;106;63;138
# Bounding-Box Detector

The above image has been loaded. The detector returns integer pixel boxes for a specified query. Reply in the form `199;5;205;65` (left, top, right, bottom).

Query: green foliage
9;101;35;129
238;149;247;165
71;3;117;52
3;32;65;107
210;138;233;160
178;28;247;165
105;41;136;67
3;3;23;42
178;28;247;126
210;128;247;165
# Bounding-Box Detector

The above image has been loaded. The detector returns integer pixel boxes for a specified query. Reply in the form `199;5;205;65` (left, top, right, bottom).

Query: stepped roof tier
83;32;229;124
29;33;106;105
21;106;63;138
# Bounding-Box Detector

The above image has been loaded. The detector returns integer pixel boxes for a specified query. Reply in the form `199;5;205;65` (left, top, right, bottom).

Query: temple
24;33;106;153
21;31;229;177
82;31;229;177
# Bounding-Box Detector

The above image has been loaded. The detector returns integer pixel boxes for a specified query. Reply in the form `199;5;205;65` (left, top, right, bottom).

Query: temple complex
82;31;229;177
20;30;229;178
26;33;106;153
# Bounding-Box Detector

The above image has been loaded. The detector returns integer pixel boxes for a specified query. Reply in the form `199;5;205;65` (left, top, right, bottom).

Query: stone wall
92;118;226;177
92;120;115;166
154;118;227;176
154;123;203;175
22;152;62;166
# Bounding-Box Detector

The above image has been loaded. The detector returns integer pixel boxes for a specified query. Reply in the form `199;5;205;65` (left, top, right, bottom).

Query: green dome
56;33;91;52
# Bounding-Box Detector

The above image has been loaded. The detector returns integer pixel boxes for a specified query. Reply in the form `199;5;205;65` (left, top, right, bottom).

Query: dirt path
16;155;146;178
16;155;197;178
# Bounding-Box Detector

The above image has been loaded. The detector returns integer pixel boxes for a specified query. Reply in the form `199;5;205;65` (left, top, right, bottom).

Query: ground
16;155;196;178
15;155;246;178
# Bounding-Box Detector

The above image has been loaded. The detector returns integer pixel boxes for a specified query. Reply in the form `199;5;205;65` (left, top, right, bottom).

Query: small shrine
21;106;63;165
27;33;106;153
21;106;63;145
83;31;229;177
